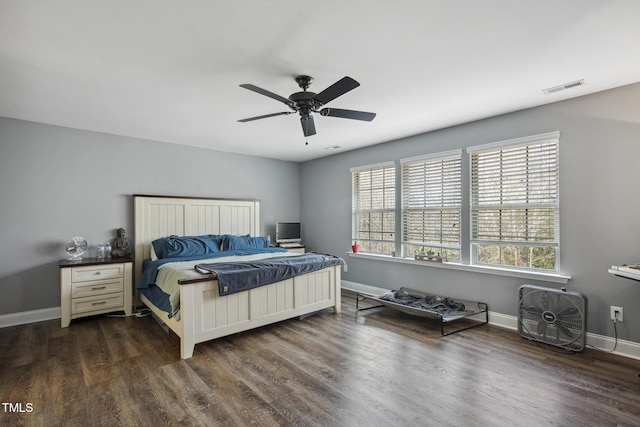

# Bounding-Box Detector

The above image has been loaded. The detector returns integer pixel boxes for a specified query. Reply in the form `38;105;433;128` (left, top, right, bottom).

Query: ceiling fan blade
239;84;291;105
320;108;376;121
238;111;293;122
313;76;360;105
301;116;316;137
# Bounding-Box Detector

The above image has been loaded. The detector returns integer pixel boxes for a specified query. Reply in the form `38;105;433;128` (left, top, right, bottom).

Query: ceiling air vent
542;79;585;95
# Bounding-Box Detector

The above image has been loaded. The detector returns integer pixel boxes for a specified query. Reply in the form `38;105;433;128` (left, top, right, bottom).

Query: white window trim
401;148;463;164
348;251;571;284
350;161;396;173
466;131;560;153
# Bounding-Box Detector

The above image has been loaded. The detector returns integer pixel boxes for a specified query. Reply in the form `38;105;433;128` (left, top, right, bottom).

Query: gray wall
301;83;640;342
0;117;301;315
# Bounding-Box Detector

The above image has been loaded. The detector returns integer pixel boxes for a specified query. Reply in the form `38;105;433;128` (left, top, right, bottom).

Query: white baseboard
487;311;518;330
0;307;61;328
341;280;640;360
341;280;387;296
586;332;640;360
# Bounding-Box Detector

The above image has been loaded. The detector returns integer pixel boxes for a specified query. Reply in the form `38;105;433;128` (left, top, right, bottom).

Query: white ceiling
2;1;640;162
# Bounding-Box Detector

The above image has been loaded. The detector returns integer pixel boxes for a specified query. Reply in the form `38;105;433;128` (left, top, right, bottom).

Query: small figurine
111;228;131;258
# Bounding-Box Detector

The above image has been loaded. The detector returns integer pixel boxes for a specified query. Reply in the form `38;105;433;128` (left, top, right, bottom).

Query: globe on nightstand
65;237;88;261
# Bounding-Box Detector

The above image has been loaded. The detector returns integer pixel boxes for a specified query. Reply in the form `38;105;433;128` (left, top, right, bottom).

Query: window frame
351;161;396;255
467;132;560;272
400;149;462;260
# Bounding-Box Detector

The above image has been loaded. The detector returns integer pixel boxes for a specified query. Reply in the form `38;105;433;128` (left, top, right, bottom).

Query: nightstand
59;257;133;328
283;245;305;254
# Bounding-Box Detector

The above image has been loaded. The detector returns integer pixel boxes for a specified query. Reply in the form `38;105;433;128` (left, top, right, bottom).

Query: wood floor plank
190;339;295;426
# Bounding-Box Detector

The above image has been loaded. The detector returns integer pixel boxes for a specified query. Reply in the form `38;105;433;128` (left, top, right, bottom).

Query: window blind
401;150;461;259
351;162;396;254
469;132;559;270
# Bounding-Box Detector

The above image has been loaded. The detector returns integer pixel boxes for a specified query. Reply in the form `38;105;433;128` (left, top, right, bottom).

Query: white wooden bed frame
133;195;341;359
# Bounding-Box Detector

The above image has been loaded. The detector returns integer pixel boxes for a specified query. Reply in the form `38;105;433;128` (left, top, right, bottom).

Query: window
348;132;561;277
468;132;559;271
351;162;396;254
401;150;462;261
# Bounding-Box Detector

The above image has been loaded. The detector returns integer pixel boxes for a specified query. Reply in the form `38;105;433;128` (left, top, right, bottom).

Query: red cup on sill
351;244;359;253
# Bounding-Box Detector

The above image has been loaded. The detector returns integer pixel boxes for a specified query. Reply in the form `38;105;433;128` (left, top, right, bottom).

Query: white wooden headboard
133;195;260;283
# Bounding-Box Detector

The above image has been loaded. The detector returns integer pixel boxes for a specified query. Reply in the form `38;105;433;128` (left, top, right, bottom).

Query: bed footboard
177;265;341;358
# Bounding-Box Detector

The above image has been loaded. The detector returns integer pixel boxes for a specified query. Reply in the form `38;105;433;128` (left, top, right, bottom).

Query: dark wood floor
1;290;639;427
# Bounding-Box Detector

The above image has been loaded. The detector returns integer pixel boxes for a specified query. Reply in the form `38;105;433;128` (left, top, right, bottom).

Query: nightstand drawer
287;247;305;254
72;293;124;315
71;264;124;283
71;278;123;298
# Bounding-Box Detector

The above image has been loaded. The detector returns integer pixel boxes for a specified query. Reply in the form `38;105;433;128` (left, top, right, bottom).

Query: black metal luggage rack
356;289;489;336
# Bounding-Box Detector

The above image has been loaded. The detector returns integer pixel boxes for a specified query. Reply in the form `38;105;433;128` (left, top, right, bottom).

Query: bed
133;195;343;359
356;288;488;336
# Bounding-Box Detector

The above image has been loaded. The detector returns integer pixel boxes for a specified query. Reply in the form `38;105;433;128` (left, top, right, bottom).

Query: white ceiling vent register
518;284;587;352
542;79;586;95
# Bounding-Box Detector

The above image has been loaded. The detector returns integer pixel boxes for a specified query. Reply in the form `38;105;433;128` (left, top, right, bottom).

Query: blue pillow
223;235;270;250
152;234;222;259
219;234;248;251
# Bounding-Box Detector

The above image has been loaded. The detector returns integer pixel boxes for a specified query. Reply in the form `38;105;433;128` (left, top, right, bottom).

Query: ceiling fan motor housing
289;91;321;117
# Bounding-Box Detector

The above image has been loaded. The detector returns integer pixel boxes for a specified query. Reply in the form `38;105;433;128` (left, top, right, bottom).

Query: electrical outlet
610;306;624;322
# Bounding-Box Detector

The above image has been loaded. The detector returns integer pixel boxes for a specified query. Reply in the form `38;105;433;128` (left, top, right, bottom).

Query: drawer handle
92;286;107;290
95;271;101;275
92;301;107;306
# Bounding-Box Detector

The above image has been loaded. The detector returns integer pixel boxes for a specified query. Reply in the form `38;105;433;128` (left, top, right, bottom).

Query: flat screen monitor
276;222;301;244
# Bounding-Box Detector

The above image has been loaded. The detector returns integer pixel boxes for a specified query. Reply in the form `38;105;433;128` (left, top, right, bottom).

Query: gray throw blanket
379;287;471;316
195;252;345;296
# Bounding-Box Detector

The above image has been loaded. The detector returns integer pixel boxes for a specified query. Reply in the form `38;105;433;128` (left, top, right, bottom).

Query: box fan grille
518;284;587;352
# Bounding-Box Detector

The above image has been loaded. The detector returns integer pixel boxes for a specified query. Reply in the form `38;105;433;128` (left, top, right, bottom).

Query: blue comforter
195;252;346;296
137;247;288;291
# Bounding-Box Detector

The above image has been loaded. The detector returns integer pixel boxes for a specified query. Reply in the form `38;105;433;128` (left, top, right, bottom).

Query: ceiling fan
238;75;376;138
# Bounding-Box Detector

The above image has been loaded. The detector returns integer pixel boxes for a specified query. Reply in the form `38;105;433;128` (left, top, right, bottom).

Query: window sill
347;252;570;284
